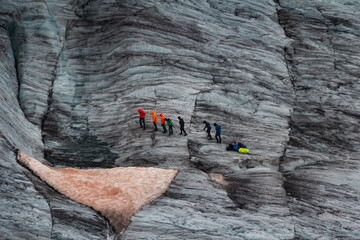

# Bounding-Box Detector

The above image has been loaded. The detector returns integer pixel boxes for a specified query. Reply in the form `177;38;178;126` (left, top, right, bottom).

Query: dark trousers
215;133;221;143
139;118;145;128
169;126;173;134
180;126;187;135
153;122;158;130
162;124;167;132
207;129;212;139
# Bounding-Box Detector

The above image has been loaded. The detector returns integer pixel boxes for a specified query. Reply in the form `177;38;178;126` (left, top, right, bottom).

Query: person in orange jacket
151;111;158;131
138;109;146;130
159;113;167;133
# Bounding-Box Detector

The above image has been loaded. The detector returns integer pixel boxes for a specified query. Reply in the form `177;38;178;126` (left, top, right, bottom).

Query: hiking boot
179;133;183;135
184;133;187;136
143;128;146;130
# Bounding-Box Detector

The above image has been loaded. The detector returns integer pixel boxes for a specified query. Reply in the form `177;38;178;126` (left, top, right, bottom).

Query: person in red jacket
159;113;167;133
138;109;146;130
151;110;158;131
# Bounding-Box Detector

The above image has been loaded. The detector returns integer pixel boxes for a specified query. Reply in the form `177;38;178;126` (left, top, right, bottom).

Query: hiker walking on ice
151;111;158;131
214;123;221;143
138;109;146;130
159;113;167;133
165;118;174;136
178;116;187;136
203;120;212;140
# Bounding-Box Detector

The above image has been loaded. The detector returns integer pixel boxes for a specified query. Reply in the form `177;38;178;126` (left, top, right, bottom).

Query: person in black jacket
203;120;212;140
178;116;187;136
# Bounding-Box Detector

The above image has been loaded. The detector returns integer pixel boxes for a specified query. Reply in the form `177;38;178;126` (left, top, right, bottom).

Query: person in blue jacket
214;123;221;143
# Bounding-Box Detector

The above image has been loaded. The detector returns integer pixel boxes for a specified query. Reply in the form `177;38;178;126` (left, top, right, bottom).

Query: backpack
238;148;249;154
233;144;239;152
226;144;233;151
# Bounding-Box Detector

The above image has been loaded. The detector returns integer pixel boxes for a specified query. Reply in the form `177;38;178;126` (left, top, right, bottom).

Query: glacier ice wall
1;0;359;239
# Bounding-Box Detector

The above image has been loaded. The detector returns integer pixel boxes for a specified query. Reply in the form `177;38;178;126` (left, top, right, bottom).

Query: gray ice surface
1;0;359;239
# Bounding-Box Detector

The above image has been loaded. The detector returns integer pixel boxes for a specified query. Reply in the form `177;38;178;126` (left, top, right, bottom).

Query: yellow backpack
238;148;249;154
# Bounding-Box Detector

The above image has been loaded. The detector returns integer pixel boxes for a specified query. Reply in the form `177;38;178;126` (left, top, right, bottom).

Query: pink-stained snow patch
17;150;178;233
209;173;228;187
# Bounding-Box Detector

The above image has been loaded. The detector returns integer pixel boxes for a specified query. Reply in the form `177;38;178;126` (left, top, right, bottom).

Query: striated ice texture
0;0;359;239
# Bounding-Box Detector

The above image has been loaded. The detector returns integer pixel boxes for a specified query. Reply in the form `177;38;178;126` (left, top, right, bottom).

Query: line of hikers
138;109;221;142
138;109;187;136
138;109;248;152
